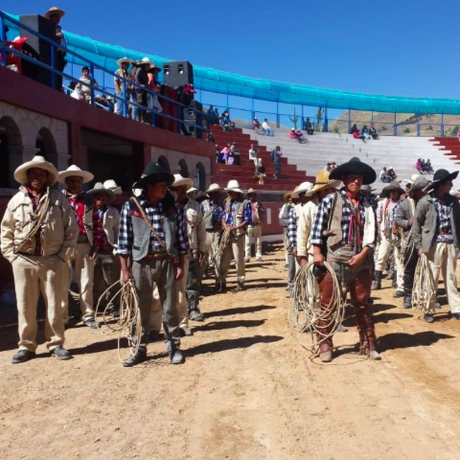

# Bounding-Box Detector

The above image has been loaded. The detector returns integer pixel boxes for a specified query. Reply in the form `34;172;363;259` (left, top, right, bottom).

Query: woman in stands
362;125;371;142
370;123;380;140
350;124;361;139
222;112;235;132
230;142;240;165
221;144;231;164
295;129;307;144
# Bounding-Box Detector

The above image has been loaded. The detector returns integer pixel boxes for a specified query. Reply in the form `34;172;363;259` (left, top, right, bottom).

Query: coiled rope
218;228;231;255
95;280;142;362
289;261;345;356
412;254;435;314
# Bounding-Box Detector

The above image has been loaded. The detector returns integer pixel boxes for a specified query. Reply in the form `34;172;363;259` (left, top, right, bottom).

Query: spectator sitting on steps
252;117;261;131
370;123;380;140
221;112;235;132
249;144;258;177
388;167;397;181
351;123;362;140
230;142;240;166
362;125;371;142
380;167;391;183
220;144;231;164
256;159;267;185
304;117;314;135
262;119;274;136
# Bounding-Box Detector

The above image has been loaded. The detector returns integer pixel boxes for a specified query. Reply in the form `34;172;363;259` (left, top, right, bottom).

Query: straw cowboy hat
172;174;194;189
187;186;199;194
426;169;459;192
291;181;314;199
225;180;244;194
103;179;122;195
117;57;133;67
87;182;116;203
310;170;342;194
330;157;377;185
380;181;405;198
133;161;174;189
58;165;94;184
148;64;162;73
408;176;430;193
140;57;154;66
283;190;293;202
245;188;258;198
44;7;65;19
205;183;224;194
14;155;59;186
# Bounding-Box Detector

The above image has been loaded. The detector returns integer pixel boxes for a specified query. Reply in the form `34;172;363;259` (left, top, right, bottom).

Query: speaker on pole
184;100;203;139
163;61;194;88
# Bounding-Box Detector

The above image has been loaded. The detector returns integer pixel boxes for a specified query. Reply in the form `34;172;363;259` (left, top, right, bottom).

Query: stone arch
195;162;206;191
157;155;171;172
178;159;189;178
0;116;23;188
35;127;58;166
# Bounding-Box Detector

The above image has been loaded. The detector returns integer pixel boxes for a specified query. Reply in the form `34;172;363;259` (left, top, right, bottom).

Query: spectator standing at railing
77;66;99;103
44;7;66;91
147;63;163;115
135;57;153;123
262;118;274;136
271;146;282;179
114;57;133;116
128;60;140;121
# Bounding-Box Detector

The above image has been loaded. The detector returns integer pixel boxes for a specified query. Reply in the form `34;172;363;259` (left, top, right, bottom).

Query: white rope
412;254;435;314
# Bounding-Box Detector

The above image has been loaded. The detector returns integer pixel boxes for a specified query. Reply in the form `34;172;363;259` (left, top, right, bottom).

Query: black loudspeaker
184;100;203;139
19;15;56;87
163;61;194;88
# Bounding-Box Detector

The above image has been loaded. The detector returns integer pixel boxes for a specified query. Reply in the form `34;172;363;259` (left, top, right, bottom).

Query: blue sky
2;0;458;120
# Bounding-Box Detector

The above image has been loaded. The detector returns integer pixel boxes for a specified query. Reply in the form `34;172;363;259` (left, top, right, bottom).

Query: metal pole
0;15;7;68
251;98;255;122
276;101;280;128
324;107;329;133
371;111;374;124
226;93;229;110
122;80;127;117
417;114;421;137
348;109;351;133
301;105;305;130
394;112;397;136
441;113;445;137
90;64;95;105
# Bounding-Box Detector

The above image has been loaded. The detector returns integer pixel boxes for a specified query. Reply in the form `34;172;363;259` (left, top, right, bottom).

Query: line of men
1;156;266;367
281;158;460;362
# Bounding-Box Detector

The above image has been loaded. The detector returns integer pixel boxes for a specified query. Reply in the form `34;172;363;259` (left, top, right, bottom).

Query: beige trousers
62;242;95;323
206;230;220;278
375;236;404;290
245;224;262;259
12;255;66;352
427;242;460;314
175;255;190;328
220;233;245;282
149;285;162;332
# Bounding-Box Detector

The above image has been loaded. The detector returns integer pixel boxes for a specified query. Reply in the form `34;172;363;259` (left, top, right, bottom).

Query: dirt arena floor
1;243;460;460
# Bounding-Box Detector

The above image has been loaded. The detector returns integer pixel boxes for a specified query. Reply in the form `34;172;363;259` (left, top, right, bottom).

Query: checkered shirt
221;200;252;226
310;190;375;249
376;198;400;234
287;206;298;250
432;194;453;242
117;197;187;255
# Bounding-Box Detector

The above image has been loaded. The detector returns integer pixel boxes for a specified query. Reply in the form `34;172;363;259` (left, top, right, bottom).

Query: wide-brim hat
245;188;258;198
148;64;162;73
310;170;342;194
225;180;244;194
117;57;133;67
330;157;377;185
103;179;122;195
426;169;459;191
205;183;224;194
408;176;430;194
44;7;65;19
380;181;405;198
283;190;293;202
360;184;376;192
291;181;314;199
172;174;194;189
133;161;175;189
187;187;199;194
14;155;59;186
87;182;116;203
58;165;94;184
140;57;154;66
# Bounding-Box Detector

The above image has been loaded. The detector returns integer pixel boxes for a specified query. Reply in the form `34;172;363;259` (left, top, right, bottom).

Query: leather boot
187;290;204;322
371;271;382;290
318;338;333;363
358;305;381;360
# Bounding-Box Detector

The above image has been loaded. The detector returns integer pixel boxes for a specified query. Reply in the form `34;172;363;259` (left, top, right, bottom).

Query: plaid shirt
221;200;252;226
200;201;223;224
287;206;298;250
117;197;187;255
432;194;454;243
310;190;375;249
376;198;400;236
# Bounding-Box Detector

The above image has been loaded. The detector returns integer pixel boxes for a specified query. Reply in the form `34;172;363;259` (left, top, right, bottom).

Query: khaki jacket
102;206;120;248
184;199;207;255
1;187;78;263
296;197;319;258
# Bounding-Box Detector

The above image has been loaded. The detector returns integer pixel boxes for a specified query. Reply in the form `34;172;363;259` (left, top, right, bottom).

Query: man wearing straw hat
244;188;266;262
118;162;187;366
170;174;207;329
114;57;133;116
372;181;405;297
297;171;341;267
412;168;460;323
219;180;252;291
311;157;379;363
201;183;225;281
135;57;154;123
1;156;78;363
394;175;430;310
44;7;66;90
59;165;98;328
87;182;121;317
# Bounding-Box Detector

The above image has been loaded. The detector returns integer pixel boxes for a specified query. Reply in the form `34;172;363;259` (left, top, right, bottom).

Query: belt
143;251;169;261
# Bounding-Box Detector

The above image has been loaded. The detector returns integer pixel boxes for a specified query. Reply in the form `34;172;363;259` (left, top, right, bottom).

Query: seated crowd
379;166;398;183
350;123;380;142
416;158;434;175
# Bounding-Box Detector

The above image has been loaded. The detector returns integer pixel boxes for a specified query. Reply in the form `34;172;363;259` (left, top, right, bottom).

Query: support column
394;113;397;136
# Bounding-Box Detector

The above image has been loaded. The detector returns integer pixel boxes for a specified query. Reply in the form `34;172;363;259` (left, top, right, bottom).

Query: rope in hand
218;228;231;255
412;254;435;314
95;279;142;362
288;261;345;356
14;187;51;254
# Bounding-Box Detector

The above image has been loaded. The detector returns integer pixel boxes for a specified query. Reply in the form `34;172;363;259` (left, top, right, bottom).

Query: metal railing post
276;101;280;128
441;113;445;137
301;105;305;130
417;114;421;137
251;98;255;122
394;112;397;136
151;94;156;127
178;101;183;134
324;107;329;133
348;109;351;133
50;42;56;89
90;63;95;105
122;80;127;117
0;15;6;67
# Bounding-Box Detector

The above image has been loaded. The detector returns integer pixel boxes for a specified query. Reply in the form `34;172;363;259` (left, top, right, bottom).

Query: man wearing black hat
117;162;188;366
412;169;460;322
395;176;430;309
310;157;379;362
372;181;405;296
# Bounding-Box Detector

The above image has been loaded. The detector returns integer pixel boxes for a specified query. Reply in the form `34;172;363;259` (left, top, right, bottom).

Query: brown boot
318;338;333;363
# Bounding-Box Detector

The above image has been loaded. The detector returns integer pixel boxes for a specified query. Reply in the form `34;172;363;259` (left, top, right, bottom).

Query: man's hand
391;223;398;234
89;249;98;261
176;267;184;280
197;251;205;261
313;252;325;266
122;269;134;284
407;218;414;228
348;252;365;268
418;248;424;257
292;249;297;257
300;257;308;268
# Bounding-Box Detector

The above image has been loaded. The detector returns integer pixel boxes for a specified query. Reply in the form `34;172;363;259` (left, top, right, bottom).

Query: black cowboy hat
329;157;377;185
380;181;405;198
133;162;174;189
426;169;459;191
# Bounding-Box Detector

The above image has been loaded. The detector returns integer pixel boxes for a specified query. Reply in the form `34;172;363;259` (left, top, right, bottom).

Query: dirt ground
1;243;460;460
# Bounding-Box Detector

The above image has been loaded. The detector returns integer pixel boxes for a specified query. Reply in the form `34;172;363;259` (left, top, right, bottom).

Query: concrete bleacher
241;126;460;192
